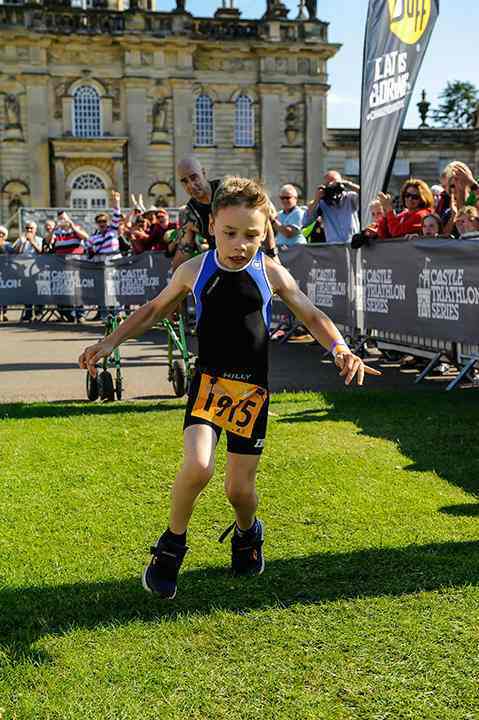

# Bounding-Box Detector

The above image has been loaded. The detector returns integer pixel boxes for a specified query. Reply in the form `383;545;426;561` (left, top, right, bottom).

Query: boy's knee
225;483;256;507
182;460;214;489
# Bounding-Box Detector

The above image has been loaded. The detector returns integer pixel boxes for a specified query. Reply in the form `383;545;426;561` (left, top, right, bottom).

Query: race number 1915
191;374;267;438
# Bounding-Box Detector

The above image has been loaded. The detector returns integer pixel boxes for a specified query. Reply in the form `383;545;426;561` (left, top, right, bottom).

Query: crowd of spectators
0;155;478;324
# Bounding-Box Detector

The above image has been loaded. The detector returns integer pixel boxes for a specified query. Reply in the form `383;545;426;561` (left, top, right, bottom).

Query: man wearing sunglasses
272;185;307;248
86;191;122;260
85;190;122;322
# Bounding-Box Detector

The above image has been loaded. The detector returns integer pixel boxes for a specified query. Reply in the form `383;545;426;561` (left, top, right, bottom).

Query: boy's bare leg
224;452;261;530
169;424;218;534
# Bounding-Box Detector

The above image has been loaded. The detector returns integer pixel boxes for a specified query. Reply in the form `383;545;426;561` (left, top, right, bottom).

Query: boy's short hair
212;176;272;220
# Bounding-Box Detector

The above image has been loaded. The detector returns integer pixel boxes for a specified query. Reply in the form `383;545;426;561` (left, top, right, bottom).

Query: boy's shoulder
174;251;209;289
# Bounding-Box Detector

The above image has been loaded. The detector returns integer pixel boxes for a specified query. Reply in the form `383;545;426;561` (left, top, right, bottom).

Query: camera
323;182;345;205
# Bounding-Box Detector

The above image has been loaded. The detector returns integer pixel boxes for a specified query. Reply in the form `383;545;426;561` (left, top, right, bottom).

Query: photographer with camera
303;170;360;245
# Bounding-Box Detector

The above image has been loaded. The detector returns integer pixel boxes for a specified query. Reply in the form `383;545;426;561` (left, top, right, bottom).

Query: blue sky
159;0;479;129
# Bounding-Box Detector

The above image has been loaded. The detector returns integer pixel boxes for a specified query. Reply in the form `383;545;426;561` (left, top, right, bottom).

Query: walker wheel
172;359;187;397
98;370;115;402
86;373;99;402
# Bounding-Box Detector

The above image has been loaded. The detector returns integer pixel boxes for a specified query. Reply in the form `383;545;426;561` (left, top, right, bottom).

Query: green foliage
431;80;479;128
1;392;479;719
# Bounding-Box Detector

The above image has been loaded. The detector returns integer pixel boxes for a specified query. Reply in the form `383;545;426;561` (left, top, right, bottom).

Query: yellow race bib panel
191;374;268;439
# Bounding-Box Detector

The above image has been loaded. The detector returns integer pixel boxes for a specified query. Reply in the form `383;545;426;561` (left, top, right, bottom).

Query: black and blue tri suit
183;249;273;455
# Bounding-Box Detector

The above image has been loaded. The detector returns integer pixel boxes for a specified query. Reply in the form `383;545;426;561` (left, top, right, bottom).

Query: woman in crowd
377;179;434;239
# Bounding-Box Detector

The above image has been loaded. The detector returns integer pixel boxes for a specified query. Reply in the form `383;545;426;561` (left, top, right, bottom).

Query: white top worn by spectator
274;184;307;247
13;221;43;255
303;171;360;245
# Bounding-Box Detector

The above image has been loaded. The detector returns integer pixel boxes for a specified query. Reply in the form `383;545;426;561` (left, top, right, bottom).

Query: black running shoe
219;519;265;577
142;538;188;599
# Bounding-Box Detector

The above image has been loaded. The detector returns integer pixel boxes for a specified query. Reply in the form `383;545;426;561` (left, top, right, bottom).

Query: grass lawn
1;390;479;720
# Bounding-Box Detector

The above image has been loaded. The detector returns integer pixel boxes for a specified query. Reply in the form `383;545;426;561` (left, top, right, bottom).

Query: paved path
0;312;455;403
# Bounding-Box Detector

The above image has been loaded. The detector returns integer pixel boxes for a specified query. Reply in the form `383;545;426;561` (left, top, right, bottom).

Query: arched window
234;95;254;147
194;94;214;147
71;173;108;210
73;86;102;138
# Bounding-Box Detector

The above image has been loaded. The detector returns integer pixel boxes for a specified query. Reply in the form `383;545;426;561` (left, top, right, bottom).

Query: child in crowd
421;213;443;238
79;176;381;600
455;206;479;238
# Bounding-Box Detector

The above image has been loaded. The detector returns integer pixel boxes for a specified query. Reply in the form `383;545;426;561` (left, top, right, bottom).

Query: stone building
0;0;478;228
0;0;339;224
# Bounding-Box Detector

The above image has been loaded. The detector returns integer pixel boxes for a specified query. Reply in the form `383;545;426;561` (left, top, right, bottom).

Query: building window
194;94;214;147
71;173;108;210
234;95;254;147
73;86;102;138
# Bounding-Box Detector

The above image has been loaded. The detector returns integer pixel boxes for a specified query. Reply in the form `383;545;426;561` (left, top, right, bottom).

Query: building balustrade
0;1;329;42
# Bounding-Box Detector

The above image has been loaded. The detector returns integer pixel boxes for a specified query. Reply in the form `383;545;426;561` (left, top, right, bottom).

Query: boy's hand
79;339;115;377
335;351;382;386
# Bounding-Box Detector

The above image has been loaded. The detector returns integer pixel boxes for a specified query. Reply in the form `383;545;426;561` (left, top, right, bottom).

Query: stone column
26;77;51;207
304;84;328;199
62;96;73;136
124;79;149;198
102;96;113;135
258;85;283;199
171;78;194;202
54;158;66;208
113;158;125;202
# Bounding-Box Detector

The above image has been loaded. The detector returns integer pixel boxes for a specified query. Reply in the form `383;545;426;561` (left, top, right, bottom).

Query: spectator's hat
144;205;158;216
431;184;443;195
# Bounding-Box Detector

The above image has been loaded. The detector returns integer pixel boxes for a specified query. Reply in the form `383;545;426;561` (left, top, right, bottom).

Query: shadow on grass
276;390;479;499
2;539;479;663
439;504;479;517
0;399;185;421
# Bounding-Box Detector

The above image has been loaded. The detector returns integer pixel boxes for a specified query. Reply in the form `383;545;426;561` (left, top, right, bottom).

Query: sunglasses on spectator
404;193;420;199
25;226;34;230
280;195;295;200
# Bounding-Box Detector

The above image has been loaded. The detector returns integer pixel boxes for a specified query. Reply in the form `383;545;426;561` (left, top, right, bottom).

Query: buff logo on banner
360;0;439;227
389;0;431;44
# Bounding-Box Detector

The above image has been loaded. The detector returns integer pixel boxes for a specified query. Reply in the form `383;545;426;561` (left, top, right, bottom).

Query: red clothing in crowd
148;221;178;252
377;208;431;239
52;226;85;255
130;228;151;255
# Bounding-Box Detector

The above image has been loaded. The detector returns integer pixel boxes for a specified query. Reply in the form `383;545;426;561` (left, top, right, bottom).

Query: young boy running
79;177;380;599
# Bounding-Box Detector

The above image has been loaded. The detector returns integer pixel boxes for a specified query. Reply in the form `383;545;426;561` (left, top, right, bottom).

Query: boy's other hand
335;351;382;386
79;340;115;377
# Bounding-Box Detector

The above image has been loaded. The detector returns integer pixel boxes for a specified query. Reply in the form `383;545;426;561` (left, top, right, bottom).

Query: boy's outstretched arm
265;257;381;386
78;258;198;377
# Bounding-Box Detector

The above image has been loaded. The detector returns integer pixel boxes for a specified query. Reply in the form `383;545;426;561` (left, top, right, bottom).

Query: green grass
1;391;479;720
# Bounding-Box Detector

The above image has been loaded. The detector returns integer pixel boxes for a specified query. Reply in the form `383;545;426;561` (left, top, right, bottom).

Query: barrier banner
360;0;439;227
280;244;354;327
0;253;170;306
359;238;479;343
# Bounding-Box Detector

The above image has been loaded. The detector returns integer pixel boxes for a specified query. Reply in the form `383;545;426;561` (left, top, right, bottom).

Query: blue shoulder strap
245;251;273;329
192;250;217;325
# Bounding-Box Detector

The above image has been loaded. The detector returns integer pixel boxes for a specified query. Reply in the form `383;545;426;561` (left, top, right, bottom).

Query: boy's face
211;205;267;270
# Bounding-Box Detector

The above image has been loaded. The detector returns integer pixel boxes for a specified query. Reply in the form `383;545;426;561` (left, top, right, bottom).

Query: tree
431;81;478;129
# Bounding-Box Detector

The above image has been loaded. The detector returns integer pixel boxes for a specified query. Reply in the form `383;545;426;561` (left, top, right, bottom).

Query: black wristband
264;247;278;258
